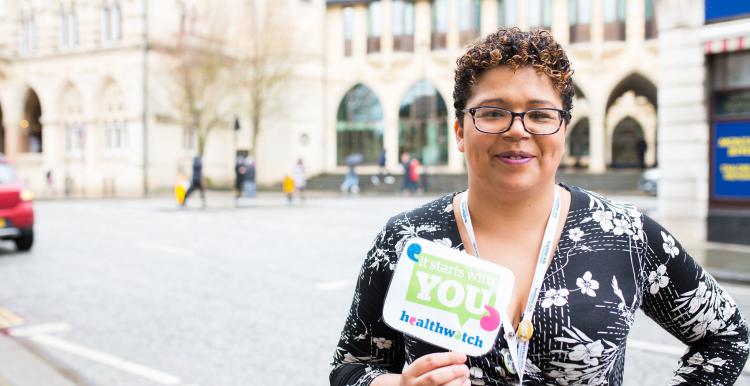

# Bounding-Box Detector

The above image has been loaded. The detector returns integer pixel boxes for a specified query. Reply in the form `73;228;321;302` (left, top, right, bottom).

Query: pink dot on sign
409;317;416;325
480;305;500;331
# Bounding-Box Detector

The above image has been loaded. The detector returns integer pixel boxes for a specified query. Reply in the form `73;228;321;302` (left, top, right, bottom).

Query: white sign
383;238;515;356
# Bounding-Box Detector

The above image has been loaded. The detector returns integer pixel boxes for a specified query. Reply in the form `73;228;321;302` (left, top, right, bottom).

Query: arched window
22;89;43;152
568;118;589;168
60;84;84;154
611;117;645;168
101;81;128;152
399;80;449;166
336;84;384;165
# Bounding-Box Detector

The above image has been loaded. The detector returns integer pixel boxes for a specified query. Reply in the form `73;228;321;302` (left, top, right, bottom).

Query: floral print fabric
330;185;749;386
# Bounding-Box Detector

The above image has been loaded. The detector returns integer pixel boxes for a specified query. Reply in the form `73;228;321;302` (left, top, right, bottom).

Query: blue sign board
714;121;750;199
705;0;750;22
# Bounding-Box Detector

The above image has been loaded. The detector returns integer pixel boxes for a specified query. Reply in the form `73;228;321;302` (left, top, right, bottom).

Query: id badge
382;238;515;356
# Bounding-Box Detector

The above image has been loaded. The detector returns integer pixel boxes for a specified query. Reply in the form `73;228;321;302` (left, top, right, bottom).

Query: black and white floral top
330;185;749;386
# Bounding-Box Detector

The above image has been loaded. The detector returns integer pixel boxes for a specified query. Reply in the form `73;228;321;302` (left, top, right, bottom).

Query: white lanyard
459;188;561;385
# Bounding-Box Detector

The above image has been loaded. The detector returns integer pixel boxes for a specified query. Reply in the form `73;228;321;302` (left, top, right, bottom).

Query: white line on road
315;280;353;291
8;322;70;337
629;339;750;375
29;334;182;385
137;241;196;257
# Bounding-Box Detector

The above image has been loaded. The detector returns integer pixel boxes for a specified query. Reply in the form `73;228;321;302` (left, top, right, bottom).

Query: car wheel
14;230;33;251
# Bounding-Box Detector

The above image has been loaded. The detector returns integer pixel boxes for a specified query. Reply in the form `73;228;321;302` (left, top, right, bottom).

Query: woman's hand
372;352;470;386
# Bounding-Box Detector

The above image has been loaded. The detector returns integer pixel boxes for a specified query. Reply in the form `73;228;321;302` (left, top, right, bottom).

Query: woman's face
454;66;567;195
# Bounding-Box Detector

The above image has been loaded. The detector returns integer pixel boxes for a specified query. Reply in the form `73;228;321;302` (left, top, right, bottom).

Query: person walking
282;174;295;205
234;155;247;205
182;155;206;208
292;158;307;201
244;156;256;198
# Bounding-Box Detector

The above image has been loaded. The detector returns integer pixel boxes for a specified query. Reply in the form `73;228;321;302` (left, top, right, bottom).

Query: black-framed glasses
461;106;571;135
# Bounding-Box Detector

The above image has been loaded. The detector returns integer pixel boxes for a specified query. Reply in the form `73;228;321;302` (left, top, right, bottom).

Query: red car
0;158;34;251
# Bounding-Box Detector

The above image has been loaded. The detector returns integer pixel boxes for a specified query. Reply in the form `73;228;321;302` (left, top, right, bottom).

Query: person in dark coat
183;155;206;208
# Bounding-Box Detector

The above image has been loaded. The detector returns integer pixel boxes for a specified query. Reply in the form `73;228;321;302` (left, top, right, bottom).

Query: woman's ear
454;119;465;153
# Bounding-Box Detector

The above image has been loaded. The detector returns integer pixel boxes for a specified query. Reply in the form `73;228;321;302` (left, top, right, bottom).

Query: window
68;7;78;47
569;0;591;43
367;1;382;53
603;0;626;41
431;0;448;50
336;84;384;165
711;51;750;117
112;3;122;40
101;6;111;42
644;0;656;39
343;6;354;56
528;0;552;30
101;3;123;44
399;80;449;166
66;124;85;153
59;8;68;48
393;0;415;52
101;83;129;153
20;12;37;55
459;0;481;46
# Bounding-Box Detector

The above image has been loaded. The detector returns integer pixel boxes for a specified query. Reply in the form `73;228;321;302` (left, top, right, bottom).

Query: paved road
0;193;747;386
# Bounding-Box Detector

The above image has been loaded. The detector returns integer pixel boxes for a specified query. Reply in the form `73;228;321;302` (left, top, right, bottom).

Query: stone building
657;0;750;246
1;0;662;197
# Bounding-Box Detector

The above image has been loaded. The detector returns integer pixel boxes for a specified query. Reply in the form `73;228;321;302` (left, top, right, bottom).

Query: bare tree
239;0;295;160
168;3;235;157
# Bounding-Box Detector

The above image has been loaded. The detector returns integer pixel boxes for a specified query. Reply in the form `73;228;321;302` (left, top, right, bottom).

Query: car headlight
20;189;34;201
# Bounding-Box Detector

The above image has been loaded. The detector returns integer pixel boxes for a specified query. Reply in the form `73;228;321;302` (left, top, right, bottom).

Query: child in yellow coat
282;175;295;204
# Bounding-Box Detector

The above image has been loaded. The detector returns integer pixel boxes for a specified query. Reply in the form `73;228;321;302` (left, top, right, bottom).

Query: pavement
0;191;748;386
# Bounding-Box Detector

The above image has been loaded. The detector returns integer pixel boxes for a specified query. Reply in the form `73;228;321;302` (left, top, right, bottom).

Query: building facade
2;0;663;197
1;0;325;197
658;0;750;246
325;0;660;176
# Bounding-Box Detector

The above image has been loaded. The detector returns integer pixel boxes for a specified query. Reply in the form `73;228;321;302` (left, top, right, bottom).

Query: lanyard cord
459;188;561;385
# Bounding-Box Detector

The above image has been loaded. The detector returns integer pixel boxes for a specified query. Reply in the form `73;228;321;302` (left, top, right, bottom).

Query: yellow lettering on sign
720;164;750;181
718;136;750;157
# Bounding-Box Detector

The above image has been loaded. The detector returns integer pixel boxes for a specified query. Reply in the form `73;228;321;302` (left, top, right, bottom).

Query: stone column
656;0;708;254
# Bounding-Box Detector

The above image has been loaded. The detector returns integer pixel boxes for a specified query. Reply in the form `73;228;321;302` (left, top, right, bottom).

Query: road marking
137;241;196;257
629;339;750;375
0;307;24;329
29;335;181;385
8;322;70;337
315;280;353;291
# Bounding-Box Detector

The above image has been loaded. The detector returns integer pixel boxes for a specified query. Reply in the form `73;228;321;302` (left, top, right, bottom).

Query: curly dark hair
453;27;574;125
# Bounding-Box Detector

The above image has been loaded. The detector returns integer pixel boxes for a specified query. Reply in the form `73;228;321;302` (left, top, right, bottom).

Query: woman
330;28;749;386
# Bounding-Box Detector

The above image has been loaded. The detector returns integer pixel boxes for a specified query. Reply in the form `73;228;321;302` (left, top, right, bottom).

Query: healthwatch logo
399;309;485;348
405;243;502;331
382;239;513;356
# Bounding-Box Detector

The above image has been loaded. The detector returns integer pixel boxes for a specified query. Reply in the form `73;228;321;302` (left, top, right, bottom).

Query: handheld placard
382;238;515;356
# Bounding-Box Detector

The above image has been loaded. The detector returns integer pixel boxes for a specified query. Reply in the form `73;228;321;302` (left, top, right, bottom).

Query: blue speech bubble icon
406;243;421;263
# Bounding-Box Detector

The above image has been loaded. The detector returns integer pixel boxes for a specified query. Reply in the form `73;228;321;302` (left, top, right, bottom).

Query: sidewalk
0;333;78;386
698;242;750;284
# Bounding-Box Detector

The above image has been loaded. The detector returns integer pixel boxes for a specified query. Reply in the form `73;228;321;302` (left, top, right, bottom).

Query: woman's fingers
406;352;467;378
414;364;469;386
439;373;471;386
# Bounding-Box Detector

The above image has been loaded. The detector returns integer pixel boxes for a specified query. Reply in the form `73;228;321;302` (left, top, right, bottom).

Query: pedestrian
637;138;648;169
292;158;306;201
234;155;247;205
341;153;362;194
282;174;295;204
408;157;422;194
330;28;749;386
372;148;388;186
399;151;414;194
45;169;54;197
244;156;256;198
182;155;206;208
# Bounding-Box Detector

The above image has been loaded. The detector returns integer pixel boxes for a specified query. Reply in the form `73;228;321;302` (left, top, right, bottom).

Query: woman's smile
495;150;535;165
